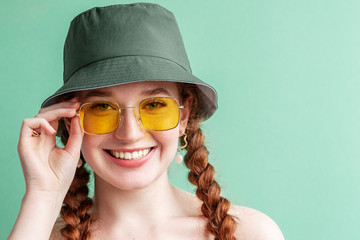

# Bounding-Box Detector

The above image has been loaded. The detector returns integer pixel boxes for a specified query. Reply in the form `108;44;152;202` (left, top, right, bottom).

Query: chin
94;167;168;191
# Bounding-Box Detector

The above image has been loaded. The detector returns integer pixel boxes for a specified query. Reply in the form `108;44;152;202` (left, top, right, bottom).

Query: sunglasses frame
76;97;184;135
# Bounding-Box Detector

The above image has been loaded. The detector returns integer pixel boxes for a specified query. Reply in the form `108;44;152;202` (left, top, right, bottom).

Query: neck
89;170;204;239
93;171;185;225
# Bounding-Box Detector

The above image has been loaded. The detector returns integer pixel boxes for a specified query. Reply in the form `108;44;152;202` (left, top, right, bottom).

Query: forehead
80;81;180;100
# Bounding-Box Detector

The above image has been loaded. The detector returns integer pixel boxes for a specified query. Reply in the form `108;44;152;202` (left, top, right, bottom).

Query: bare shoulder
49;217;66;240
229;205;285;240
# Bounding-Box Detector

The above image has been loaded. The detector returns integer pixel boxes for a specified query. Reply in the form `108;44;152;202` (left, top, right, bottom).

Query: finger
38;101;80;114
20;118;57;139
64;116;83;159
36;108;78;123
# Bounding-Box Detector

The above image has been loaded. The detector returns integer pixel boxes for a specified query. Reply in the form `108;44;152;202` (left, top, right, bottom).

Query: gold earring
175;132;188;164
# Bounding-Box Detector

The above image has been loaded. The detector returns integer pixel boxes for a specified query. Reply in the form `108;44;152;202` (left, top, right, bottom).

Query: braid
59;123;94;240
180;84;238;240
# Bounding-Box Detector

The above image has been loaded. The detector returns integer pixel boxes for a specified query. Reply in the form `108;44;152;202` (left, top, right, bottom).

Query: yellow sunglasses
77;97;183;135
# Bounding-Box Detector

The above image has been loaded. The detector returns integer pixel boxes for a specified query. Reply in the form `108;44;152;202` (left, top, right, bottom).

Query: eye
91;102;116;111
98;104;110;111
142;99;167;110
148;102;162;109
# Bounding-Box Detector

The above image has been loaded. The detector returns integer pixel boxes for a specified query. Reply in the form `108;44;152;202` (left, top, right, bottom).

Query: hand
17;101;83;198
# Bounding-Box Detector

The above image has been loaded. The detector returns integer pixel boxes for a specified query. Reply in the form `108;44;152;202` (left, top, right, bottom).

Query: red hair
59;133;94;240
180;84;237;240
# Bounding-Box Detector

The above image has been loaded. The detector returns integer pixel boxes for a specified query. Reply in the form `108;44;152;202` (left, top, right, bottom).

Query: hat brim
41;55;217;120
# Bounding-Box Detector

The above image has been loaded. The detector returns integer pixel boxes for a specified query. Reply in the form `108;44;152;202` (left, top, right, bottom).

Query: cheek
152;130;179;161
80;135;103;164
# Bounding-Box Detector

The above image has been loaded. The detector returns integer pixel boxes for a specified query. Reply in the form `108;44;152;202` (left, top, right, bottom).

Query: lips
108;148;152;160
105;147;155;168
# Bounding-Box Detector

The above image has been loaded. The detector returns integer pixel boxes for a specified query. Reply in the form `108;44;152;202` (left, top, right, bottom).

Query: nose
113;108;145;143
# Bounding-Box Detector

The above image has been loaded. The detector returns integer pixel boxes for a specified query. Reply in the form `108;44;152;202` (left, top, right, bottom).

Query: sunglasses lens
80;102;119;134
139;97;180;131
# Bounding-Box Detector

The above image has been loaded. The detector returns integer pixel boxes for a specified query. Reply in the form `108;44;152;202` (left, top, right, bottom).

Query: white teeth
124;152;131;160
110;148;151;160
132;151;139;159
144;149;149;155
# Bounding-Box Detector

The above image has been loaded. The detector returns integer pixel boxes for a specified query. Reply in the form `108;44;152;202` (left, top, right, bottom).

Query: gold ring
31;130;41;137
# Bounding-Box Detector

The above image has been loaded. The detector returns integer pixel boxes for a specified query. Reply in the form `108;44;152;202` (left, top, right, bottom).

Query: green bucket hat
41;3;217;120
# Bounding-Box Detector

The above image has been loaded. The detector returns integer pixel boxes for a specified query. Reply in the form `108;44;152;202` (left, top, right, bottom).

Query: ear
179;95;192;134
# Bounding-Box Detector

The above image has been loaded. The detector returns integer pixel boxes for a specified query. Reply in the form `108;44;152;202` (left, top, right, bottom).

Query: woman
8;3;284;240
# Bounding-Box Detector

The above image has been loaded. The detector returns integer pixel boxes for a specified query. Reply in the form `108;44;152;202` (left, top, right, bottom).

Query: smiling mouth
106;148;154;160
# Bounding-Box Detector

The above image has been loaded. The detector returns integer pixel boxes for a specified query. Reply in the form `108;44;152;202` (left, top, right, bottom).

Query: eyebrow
84;90;113;98
141;88;171;96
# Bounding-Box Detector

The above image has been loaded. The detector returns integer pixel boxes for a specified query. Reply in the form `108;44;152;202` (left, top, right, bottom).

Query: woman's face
78;81;190;190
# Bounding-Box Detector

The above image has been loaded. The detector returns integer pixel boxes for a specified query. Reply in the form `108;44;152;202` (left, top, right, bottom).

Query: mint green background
1;0;360;239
